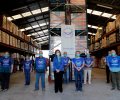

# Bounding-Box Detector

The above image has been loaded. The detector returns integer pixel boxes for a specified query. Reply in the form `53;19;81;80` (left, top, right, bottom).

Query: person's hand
56;69;60;73
78;67;82;71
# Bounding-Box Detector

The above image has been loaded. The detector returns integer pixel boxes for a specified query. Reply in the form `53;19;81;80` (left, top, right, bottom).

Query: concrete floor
0;68;120;100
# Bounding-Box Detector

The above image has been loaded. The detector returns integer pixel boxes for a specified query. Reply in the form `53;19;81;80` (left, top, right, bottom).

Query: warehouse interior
0;0;120;100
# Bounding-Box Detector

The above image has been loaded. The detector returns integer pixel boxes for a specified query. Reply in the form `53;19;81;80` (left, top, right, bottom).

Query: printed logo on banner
63;27;74;38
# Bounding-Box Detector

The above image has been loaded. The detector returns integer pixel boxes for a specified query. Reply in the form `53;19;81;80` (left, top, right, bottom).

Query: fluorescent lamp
92;33;96;35
92;10;102;16
91;25;98;29
27;34;31;36
12;14;22;19
102;13;112;18
42;36;49;39
22;12;32;17
98;27;102;29
38;40;48;44
88;25;92;27
39;23;47;27
97;4;113;9
111;15;116;19
7;17;13;21
88;32;92;35
31;9;41;15
43;29;48;33
20;29;25;32
38;31;44;34
41;7;49;12
25;27;32;30
87;9;92;14
32;25;39;28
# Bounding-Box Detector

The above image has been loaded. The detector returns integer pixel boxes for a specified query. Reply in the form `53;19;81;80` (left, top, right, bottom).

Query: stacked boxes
6;34;9;45
95;42;100;50
0;15;7;29
95;28;102;41
117;45;120;55
17;40;20;48
116;14;120;28
106;21;116;33
108;33;116;44
20;42;25;50
101;37;107;48
0;30;1;42
0;15;38;52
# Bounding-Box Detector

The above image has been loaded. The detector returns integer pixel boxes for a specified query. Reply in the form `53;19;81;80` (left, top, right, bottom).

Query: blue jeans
24;71;30;85
74;70;83;91
64;68;69;83
35;72;45;90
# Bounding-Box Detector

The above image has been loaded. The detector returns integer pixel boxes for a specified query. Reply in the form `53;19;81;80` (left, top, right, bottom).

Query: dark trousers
54;71;63;92
1;73;10;90
106;65;110;83
74;70;83;91
24;71;30;85
111;71;120;89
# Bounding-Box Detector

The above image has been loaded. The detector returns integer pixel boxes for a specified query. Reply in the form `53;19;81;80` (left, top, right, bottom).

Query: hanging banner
61;25;75;58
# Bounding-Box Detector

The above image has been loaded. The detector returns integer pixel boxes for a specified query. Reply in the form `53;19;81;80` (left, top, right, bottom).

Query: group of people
0;49;119;93
53;50;93;93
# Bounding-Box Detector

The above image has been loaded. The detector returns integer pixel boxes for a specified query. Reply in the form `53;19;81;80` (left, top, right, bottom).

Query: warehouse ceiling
0;0;120;47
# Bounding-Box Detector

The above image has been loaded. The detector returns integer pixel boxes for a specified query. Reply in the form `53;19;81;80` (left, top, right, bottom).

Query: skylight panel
25;27;32;30
12;14;22;20
7;17;13;21
102;13;112;18
41;7;49;12
22;12;32;17
31;9;41;15
92;10;102;16
87;9;92;14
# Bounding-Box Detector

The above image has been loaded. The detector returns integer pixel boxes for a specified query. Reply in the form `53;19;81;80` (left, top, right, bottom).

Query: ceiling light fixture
12;14;22;20
97;4;113;9
7;17;13;21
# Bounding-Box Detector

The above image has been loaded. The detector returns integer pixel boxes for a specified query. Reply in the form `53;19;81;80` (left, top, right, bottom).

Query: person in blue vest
62;52;70;84
72;51;84;91
34;51;47;91
53;50;64;93
23;55;32;86
107;50;120;90
0;52;13;91
84;53;93;84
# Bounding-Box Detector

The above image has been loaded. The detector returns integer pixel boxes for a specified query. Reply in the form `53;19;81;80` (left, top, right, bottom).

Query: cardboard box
6;34;9;45
1;31;6;43
115;14;120;28
10;36;13;46
109;33;116;44
106;21;116;33
0;15;7;29
101;37;107;48
17;40;20;48
0;30;2;42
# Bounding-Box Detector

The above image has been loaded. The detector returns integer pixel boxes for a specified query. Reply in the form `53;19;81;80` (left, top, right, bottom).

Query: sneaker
111;87;115;90
42;88;45;91
3;89;8;92
34;89;39;91
117;88;120;90
88;82;91;84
